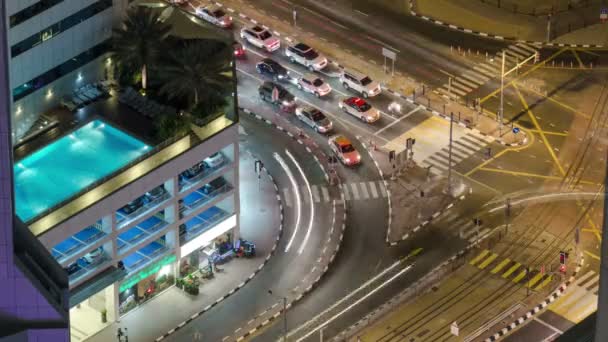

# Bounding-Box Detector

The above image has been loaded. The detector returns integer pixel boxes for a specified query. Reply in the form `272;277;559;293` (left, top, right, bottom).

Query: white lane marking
341;184;351;200
378;181;388;197
368;181;379;198
288;260;404;337
354;9;369;16
283;188;293;207
311;185;321;202
359;182;370;199
321;186;330;202
301;186;310;203
275;152;302;253
287;149;315;255
364;34;400;52
534;317;564;334
438;68;455;78
374;106;422;136
350;183;360;200
298;5;349;29
295;264;414;341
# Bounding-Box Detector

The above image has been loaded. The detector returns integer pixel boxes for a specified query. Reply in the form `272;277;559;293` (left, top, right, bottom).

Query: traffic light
534;51;540;64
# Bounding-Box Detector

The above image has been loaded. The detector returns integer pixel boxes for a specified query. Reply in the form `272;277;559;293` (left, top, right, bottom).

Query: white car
204;152;225;168
297;74;332;98
83;247;105;265
339;97;381;123
240;26;281;52
195;6;232;28
285;43;328;71
295;106;333;133
339;68;381;98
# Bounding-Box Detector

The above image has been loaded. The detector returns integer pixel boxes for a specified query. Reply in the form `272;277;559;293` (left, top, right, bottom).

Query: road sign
382;47;397;60
451;321;459;336
512;127;520;134
601;8;608;22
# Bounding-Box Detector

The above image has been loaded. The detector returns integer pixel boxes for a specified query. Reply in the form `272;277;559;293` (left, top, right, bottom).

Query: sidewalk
84;150;282;342
411;0;605;45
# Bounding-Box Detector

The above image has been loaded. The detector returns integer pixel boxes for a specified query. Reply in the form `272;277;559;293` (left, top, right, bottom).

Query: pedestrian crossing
419;132;494;176
469;249;554;290
549;269;600;323
438;42;539;100
282;180;388;207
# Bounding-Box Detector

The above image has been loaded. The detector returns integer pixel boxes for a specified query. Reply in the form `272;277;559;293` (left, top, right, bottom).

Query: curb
407;0;604;48
388;194;468;246
154;151;285;341
485;255;585;341
230;108;348;342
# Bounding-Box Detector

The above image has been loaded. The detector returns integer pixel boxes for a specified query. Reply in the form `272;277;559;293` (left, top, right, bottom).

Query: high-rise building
2;1;240;340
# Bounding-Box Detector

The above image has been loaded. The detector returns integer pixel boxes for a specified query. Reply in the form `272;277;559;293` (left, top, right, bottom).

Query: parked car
328;135;361;166
195;6;232;28
65;263;81;276
146;185;167;202
256;58;289;82
285;42;328;71
240;25;280;52
202;177;228;195
83;247;104;265
121;196;147;214
295;106;333;133
339;68;381;98
204;152;225;169
297;74;332;98
258;81;297;112
339;97;381;123
182;162;204;179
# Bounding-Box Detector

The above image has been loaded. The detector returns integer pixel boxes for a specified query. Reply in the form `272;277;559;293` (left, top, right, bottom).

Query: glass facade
11;0;112;58
9;0;65;28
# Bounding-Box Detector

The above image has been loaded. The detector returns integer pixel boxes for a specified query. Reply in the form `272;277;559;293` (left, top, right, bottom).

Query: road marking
534;317;564;334
311;185;321;202
512;269;527;283
437;68;455;78
354;9;369;16
359;182;370;198
298;5;349;29
502;262;521;278
275;152;302;253
378;181;388;197
470;249;490;266
321;186;330;202
369;181;379;198
283;188;293;207
341;184;351;200
491;258;511;274
364;34;400;52
478;253;498;269
286;148;316;255
374;106;422;136
527;272;544;288
350;183;360;199
535;275;553;290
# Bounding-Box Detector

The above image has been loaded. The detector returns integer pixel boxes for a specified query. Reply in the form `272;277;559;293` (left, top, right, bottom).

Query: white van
339;68;381;98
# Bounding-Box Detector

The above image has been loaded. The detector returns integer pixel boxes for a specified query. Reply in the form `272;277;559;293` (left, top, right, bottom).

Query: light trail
285;149;315;255
274;152;302;253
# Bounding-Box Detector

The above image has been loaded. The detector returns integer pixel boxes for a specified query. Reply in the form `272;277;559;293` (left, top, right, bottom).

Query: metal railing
117;220;170;254
179;184;232;217
116;192;172;227
179;211;231;244
178;160;230;192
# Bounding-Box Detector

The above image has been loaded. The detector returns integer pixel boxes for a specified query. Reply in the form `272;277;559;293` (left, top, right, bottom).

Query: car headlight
282;100;291;106
356;155;361;160
278;74;285;79
345;158;351;163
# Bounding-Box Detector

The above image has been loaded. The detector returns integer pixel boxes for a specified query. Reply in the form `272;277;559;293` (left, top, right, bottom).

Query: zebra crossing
438;42;539;100
549;269;600;323
420;131;494;176
469;249;555;291
282;180;388;207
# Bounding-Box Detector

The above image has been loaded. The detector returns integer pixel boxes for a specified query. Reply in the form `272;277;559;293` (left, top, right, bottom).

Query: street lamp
268;290;288;341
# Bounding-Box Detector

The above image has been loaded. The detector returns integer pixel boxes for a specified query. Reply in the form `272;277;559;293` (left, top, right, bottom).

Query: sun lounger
60;97;77;111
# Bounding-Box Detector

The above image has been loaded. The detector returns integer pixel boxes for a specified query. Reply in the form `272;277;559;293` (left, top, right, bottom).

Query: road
159;1;608;341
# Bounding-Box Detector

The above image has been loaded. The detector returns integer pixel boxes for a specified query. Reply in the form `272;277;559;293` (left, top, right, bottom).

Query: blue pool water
14;120;149;222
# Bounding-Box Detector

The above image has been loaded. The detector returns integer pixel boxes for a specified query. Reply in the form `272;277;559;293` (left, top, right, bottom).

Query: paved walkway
412;0;604;44
84;148;282;342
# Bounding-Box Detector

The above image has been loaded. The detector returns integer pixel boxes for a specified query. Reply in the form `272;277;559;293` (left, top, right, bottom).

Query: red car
234;43;246;59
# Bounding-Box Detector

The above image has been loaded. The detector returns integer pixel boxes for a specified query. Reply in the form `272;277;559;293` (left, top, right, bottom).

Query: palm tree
156;40;232;112
111;6;172;91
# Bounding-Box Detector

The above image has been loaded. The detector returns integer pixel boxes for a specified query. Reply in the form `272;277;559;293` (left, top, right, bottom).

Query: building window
11;0;113;58
12;39;111;102
9;0;65;28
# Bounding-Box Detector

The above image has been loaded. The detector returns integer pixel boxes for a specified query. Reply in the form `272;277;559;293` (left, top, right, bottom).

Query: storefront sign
180;214;237;258
119;254;176;292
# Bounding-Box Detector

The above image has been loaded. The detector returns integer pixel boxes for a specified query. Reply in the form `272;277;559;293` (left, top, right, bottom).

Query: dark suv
256;58;289;82
258;81;296;112
202;177;228;195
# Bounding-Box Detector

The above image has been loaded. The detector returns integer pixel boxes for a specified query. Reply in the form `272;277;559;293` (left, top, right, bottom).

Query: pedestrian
117;328;123;341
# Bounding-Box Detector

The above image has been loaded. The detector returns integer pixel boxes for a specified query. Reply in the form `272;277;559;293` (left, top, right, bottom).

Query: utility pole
448;76;452;97
293;8;297;27
447;112;454;194
283;296;288;342
546;14;552;42
499;51;505;136
320;327;324;342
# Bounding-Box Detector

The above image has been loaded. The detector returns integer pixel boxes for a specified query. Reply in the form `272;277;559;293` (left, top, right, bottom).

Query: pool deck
14;91;158;161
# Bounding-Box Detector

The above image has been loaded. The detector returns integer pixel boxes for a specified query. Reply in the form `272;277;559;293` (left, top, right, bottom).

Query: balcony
180;206;231;245
122;240;171;275
51;222;105;264
117;214;170;255
179;182;233;219
178;158;230;193
116;187;171;229
65;248;112;286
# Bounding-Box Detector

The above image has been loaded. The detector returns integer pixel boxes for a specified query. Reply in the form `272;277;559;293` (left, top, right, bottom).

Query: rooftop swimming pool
14;120;150;222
